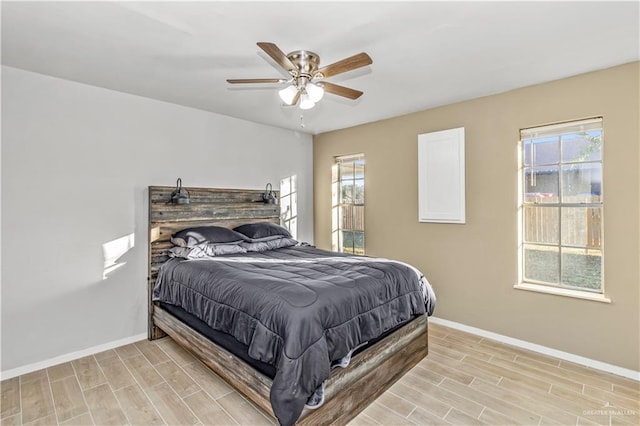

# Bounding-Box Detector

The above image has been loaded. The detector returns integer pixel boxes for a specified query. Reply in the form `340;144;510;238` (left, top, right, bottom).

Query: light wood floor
1;323;638;426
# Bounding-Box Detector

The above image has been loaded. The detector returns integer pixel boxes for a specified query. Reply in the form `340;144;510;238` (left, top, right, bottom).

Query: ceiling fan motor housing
226;42;370;104
287;50;321;81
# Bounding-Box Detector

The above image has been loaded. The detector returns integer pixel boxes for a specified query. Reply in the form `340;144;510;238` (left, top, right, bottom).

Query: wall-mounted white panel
418;127;465;223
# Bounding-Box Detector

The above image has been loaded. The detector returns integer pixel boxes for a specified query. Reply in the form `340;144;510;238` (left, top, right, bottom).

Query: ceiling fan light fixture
306;83;324;103
299;93;315;110
278;85;298;105
229;43;372;112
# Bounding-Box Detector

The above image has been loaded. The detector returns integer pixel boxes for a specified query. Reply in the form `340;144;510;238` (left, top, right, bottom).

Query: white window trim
517;117;606;300
332;153;365;254
514;282;611;303
279;176;297;239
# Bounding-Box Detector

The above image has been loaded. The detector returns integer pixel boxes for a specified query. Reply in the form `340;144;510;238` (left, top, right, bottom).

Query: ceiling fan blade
315;52;372;78
321;82;364;100
226;78;287;84
257;42;297;74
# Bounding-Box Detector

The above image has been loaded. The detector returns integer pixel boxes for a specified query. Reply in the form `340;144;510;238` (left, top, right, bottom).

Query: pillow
233;222;292;242
241;237;299;253
169;243;247;259
171;226;246;247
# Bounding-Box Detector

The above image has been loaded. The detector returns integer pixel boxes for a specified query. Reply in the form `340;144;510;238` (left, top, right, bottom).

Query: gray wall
1;66;313;373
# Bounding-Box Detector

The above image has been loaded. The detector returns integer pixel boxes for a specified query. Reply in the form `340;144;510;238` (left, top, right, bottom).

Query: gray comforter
153;246;435;425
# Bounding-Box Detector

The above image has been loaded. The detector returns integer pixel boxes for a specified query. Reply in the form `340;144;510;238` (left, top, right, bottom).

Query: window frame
515;117;609;302
332;154;365;254
279;175;297;239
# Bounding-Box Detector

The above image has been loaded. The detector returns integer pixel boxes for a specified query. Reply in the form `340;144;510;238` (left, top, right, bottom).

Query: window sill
514;283;611;303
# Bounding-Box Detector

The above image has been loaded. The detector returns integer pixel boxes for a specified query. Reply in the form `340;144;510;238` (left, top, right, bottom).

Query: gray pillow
169;243;247;259
171;226;246;247
241;237;298;252
233;222;292;242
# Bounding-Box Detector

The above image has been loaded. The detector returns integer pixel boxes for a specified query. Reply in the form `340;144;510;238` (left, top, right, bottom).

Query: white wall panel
418;127;466;223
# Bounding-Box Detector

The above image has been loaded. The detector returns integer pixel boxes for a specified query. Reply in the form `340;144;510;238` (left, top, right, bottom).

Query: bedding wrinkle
153;245;434;426
195;259;321;307
163;279;282;347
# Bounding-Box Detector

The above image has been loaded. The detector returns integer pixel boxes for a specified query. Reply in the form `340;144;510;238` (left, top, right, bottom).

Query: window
519;118;603;294
280;175;297;239
332;154;365;254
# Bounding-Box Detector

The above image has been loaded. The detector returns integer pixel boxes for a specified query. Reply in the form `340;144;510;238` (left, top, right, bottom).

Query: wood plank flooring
1;323;638;425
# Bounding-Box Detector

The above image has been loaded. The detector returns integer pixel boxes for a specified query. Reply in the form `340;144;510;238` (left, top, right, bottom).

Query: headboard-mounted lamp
170;178;190;204
262;183;277;204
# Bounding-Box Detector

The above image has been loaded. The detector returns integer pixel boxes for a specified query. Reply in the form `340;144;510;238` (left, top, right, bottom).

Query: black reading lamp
262;182;277;204
170;178;190;204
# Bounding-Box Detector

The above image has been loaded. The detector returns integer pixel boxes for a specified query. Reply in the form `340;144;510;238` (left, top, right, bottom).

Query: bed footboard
153;304;428;425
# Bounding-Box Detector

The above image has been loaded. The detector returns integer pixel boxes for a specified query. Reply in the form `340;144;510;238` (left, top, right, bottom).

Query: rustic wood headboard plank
147;185;280;339
151;204;281;223
150;187;269;203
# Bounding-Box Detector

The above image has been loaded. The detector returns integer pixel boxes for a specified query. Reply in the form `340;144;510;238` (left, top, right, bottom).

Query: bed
148;186;435;425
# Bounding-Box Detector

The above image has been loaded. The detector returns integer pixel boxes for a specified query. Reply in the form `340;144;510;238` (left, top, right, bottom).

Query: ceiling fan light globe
278;85;298;105
306;83;324;103
299;93;315;110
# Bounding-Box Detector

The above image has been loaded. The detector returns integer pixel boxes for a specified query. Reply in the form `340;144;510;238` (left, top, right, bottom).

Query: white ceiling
2;1;639;135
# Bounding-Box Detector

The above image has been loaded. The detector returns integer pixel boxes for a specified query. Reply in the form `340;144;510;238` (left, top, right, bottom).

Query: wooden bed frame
148;185;428;425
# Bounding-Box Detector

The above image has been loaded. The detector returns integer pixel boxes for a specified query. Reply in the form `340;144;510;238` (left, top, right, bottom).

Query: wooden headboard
147;186;280;339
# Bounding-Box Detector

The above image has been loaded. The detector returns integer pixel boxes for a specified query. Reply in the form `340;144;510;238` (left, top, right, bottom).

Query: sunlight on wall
102;233;135;280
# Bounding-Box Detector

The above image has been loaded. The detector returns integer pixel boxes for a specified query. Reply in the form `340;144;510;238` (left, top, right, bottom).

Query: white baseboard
4;319;637;383
0;333;147;380
429;317;640;382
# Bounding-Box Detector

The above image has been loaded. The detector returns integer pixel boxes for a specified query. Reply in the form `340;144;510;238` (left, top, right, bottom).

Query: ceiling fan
227;42;372;110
